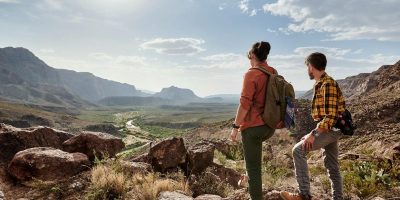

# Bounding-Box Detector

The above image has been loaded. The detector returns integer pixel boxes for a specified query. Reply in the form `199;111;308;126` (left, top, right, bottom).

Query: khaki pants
292;130;343;200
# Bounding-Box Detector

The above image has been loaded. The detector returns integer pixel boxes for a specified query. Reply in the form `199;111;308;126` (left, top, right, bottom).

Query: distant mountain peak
153;86;201;103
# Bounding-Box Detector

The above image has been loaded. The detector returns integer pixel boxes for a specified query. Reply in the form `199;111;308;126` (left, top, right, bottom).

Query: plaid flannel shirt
311;73;346;130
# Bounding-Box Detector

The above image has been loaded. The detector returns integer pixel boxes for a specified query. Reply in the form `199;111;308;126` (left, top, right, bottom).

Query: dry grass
130;173;191;200
86;158;192;200
87;164;127;200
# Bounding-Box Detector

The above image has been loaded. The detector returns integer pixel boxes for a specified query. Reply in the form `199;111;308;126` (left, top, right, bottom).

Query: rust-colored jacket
240;62;276;131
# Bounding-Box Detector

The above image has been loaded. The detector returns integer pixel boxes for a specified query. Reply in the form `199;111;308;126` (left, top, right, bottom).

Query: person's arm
231;72;255;142
316;82;339;133
303;82;339;150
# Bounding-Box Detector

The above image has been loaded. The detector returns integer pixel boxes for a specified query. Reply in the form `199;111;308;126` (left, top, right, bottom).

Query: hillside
0;47;147;106
300;60;400;132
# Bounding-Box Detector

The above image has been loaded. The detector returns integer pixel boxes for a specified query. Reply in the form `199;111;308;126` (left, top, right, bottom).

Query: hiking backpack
253;67;295;129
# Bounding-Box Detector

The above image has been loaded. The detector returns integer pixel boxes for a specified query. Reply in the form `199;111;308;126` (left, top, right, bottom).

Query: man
281;52;345;200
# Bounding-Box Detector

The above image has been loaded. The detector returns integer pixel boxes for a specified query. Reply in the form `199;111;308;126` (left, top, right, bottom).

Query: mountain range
0;47;240;107
0;47;148;107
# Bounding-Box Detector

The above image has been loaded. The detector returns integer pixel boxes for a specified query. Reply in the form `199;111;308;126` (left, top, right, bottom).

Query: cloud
239;0;249;13
89;52;113;61
218;3;227;10
294;47;351;57
140;38;205;55
239;0;258;16
115;56;147;66
263;0;400;41
266;46;399;90
192;53;248;69
39;49;55;54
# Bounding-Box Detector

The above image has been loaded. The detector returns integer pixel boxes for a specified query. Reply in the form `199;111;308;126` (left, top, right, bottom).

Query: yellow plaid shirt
312;73;346;130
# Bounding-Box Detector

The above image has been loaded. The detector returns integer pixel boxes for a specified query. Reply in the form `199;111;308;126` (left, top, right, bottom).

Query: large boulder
158;191;193;200
8;147;90;181
62;131;125;161
148;137;187;172
209;139;239;159
209;163;241;189
0;123;74;163
187;142;215;174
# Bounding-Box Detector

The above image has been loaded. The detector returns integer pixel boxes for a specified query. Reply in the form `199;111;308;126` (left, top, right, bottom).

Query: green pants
241;124;275;200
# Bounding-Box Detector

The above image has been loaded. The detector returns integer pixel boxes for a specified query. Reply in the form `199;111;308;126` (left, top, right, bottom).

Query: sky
1;0;399;97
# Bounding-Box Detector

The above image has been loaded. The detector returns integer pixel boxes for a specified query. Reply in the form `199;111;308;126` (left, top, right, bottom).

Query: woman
230;41;277;200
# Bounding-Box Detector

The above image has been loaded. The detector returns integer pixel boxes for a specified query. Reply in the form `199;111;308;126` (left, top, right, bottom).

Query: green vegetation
341;160;400;198
262;161;293;188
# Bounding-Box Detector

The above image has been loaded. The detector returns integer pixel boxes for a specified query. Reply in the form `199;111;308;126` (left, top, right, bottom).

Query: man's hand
301;132;315;151
230;128;239;143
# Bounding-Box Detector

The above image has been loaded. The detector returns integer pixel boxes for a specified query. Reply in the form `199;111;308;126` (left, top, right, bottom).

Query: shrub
341;160;396;198
225;144;244;161
190;169;233;198
262;161;292;188
87;164;127;200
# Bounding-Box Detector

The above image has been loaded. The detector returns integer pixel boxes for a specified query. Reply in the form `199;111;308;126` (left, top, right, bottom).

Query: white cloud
250;9;257;16
294;47;351;57
39;48;55;54
140;38;205;55
218;3;226;10
202;53;244;62
239;0;249;13
239;0;258;16
89;52;113;61
267;47;399;90
263;0;400;41
115;56;147;66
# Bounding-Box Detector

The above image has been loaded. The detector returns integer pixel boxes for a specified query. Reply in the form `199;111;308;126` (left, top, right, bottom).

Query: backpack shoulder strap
251;66;276;76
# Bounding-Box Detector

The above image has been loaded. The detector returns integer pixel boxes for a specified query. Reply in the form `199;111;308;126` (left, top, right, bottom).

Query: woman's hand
230;128;239;143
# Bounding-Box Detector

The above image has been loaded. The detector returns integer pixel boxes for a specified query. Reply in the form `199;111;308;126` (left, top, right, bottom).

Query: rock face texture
148;137;187;172
0;124;74;163
187;142;215;174
8;147;90;181
62;131;125;161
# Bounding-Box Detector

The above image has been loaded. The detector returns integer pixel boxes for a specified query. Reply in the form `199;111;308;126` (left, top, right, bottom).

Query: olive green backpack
252;67;295;129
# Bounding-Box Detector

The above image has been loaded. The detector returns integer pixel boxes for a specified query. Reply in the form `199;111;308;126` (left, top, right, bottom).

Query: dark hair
305;52;327;71
248;41;270;62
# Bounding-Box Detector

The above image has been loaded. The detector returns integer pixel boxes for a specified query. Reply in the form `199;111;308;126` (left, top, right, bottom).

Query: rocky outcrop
148;137;187;172
158;191;193;200
8;147;89;181
121;161;152;175
62;131;125;161
209;163;241;189
187;142;215;174
84;124;119;135
0;124;74;163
